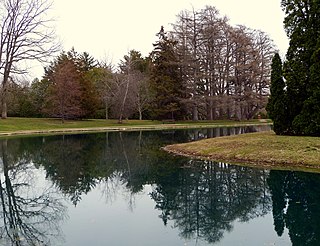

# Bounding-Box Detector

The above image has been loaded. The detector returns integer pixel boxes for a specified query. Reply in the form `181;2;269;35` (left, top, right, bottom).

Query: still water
0;125;318;245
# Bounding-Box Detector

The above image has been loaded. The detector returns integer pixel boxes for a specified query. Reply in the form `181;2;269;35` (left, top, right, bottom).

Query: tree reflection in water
3;126;320;245
150;160;272;243
0;139;66;246
268;170;320;246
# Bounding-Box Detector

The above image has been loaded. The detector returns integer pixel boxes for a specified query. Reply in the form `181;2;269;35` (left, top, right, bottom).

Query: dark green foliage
30;78;51;117
119;49;149;74
280;0;320;136
266;53;288;135
7;82;35;117
149;27;187;120
79;74;99;118
292;46;320;135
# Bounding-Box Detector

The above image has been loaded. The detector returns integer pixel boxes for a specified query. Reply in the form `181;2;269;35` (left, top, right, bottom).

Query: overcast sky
32;0;289;78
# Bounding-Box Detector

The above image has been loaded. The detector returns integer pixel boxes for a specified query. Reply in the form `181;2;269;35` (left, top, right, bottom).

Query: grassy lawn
0;118;160;131
0;117;271;135
164;131;320;171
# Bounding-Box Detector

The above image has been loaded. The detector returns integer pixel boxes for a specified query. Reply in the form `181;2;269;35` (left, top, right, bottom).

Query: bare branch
0;0;60;118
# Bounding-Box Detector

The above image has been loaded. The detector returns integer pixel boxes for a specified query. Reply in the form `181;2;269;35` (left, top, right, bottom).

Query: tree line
1;2;276;121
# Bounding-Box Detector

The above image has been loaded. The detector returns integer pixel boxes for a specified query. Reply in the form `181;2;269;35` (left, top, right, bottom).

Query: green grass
0;117;271;136
164;131;320;172
0;118;160;131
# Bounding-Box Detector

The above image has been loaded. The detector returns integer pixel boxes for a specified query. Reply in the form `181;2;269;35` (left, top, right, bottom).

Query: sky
31;0;289;78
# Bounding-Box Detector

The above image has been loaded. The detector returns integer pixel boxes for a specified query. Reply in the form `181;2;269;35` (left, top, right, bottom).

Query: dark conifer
266;53;288;135
149;27;187;120
281;0;320;135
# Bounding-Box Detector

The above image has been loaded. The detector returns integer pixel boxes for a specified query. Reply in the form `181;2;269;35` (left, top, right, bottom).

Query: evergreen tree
149;27;186;120
292;44;320;136
281;0;320;135
266;53;288;135
44;49;99;119
30;78;51;117
45;58;82;122
68;49;99;118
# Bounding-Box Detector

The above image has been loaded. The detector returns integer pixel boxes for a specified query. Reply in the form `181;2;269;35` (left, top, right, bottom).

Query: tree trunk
235;100;242;121
119;79;130;123
138;107;143;120
105;100;109;120
1;101;7;119
206;99;211;120
192;104;198;121
1;77;8;119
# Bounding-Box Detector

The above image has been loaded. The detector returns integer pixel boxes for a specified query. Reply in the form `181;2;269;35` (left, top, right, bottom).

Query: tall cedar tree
266;53;288;135
281;0;320;135
149;27;186;120
293;45;320;135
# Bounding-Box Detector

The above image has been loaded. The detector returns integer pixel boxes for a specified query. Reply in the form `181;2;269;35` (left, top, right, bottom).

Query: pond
0;125;318;245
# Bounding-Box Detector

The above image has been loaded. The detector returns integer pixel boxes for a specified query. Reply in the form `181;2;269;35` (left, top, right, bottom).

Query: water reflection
150;160;271;244
268;170;320;245
0;140;66;245
0;126;318;245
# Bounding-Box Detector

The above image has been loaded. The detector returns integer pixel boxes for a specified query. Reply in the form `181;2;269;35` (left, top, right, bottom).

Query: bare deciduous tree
115;50;149;122
172;6;276;120
0;0;59;119
135;74;150;120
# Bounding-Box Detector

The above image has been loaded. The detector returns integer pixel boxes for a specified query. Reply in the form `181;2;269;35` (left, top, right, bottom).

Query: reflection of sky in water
220;215;290;246
62;184;184;246
61;181;290;246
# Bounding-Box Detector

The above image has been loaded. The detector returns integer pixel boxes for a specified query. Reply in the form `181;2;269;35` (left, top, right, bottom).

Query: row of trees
6;49;151;121
267;0;320;136
2;3;276;121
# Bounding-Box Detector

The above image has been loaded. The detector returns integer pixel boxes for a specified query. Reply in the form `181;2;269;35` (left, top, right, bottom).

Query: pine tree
266;53;288;135
149;27;186;120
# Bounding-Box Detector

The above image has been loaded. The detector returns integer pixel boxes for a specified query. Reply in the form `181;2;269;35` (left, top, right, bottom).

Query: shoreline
0;122;272;138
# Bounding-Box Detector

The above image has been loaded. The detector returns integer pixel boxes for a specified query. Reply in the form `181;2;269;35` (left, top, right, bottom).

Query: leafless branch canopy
0;0;59;118
0;0;59;75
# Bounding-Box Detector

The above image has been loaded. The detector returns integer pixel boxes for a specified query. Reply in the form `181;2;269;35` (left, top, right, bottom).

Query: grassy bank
164;131;320;171
0;117;271;137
